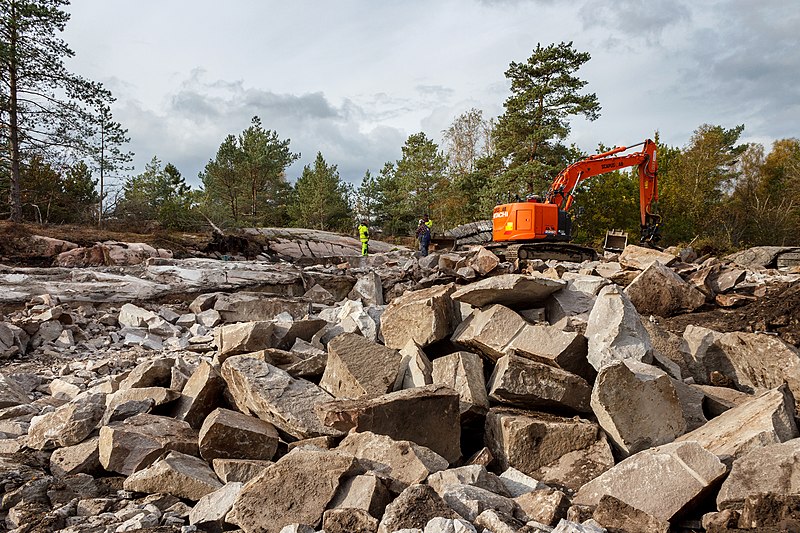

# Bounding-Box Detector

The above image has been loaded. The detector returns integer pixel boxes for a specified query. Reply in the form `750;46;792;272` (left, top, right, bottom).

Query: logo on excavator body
601;162;624;169
493;211;509;219
544;227;556;235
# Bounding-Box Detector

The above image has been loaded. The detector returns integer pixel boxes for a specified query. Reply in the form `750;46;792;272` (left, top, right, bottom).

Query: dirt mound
662;280;800;346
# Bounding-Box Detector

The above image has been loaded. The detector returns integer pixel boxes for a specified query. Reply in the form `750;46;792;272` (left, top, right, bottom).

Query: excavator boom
490;138;662;259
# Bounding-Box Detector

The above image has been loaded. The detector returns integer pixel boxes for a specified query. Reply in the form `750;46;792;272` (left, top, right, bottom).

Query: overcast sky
62;0;799;188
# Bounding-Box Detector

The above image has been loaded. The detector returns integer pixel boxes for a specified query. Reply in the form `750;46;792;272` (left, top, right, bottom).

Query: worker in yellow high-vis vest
358;221;370;256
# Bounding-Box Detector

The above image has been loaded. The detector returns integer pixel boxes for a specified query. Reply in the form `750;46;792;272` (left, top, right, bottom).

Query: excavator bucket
604;230;628;253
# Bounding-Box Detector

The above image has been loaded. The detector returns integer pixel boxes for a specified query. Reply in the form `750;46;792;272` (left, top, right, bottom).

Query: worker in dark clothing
358;221;370;256
416;214;432;257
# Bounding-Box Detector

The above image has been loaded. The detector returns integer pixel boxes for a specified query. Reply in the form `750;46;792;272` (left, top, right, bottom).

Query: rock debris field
1;229;800;533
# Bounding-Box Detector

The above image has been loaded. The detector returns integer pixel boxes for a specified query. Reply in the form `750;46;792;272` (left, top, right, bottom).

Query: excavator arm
545;139;661;243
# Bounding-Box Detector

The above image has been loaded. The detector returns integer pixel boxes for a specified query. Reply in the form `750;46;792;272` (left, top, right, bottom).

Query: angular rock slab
199;407;279;462
484;408;613;493
585;284;653;371
431;351;489;417
98;413;199;475
172;360;225;429
718;438;800;510
381;283;461;349
320;332;402;399
323;508;379;533
394;340;433;390
488;354;591;413
213;292;311;323
377;484;459;533
618;244;676;270
675;386;798;463
591;360;686;457
440;483;519;522
123;450;222;501
221;355;341;440
427;465;510;498
573;441;727;522
0;374;30;408
316;385;461;464
336;431;449;492
189;481;243;530
451;304;527;361
215;321;275;362
49;436;101;477
591;495;670;533
26;392;106;450
451;274;566;309
328;473;392;519
227;447;357;532
212;458;273;483
624;261;705;317
118;356;174;389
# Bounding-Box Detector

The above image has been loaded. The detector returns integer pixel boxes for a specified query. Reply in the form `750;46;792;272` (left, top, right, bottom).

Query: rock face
320;332;402;399
675;386;798;462
624;261;706;317
316;385;461;464
488;354;591;413
717;438;800;511
585;285;653;371
98;413;199;475
574;441;727;522
227;447;358;532
214;321;275;361
590;360;686;457
451;274;566;309
198;407;279;461
123;451;222;501
381;284;461;349
221;355;341;439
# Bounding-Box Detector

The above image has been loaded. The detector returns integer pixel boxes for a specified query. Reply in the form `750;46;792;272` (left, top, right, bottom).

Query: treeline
2;3;798;250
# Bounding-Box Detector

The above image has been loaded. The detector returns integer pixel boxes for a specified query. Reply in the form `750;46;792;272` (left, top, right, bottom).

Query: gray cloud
579;0;691;44
114;71;406;188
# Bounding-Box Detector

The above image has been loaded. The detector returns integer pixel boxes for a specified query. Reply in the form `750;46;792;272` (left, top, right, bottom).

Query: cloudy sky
62;0;799;188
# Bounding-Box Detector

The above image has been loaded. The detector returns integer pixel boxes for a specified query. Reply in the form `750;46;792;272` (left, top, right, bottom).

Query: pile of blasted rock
1;243;800;533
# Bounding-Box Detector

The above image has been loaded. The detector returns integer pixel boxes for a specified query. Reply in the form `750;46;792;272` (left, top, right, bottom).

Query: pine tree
289;152;352;231
0;0;113;221
490;42;600;198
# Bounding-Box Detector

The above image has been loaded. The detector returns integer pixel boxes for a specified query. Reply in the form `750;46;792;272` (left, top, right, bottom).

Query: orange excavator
489;138;661;262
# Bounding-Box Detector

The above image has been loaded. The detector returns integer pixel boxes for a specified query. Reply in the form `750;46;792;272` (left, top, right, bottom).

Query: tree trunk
8;8;21;223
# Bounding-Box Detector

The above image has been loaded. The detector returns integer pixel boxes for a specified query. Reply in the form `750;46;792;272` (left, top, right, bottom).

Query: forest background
2;1;798;252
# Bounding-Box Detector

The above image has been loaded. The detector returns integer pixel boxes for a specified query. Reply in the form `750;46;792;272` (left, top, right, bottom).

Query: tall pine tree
289;152;352;231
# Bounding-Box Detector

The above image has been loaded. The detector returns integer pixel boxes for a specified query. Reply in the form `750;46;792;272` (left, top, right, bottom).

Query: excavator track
486;242;598;263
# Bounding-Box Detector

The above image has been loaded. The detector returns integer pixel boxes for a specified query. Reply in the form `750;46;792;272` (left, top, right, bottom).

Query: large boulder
427;465;510;498
377;484;459;533
221;355;342;440
717;438;800;511
624;261;706;317
189;481;243;531
381;284;461;349
431;351;489;417
506;324;593;382
227;447;358;532
336;431;449;492
451;274;566;309
214;321;275;362
585;285;653;371
26;392;106;450
98;413;199;475
591;360;686;457
118;356;174;389
213;292;311;322
451;304;527;361
484;408;613;494
488;354;591;413
49;436;101;477
327;473;392;519
199;407;279;462
171;360;225;429
573;441;727;522
319;332;402;399
440;483;519;522
123;451;222;501
675;386;798;463
316;385;461;464
618;245;676;270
